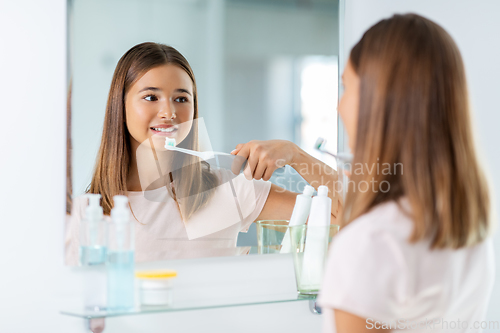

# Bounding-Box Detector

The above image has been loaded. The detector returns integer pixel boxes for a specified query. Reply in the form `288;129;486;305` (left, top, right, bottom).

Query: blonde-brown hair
87;42;218;220
342;14;492;249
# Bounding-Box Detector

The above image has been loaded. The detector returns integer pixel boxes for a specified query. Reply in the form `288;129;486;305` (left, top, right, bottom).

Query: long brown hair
87;42;218;220
342;14;492;249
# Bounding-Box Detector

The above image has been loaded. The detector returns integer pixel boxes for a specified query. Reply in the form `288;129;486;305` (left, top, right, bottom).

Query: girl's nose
158;103;175;120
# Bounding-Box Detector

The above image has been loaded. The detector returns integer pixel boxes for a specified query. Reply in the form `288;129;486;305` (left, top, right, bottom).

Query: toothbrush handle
317;150;352;163
165;146;205;158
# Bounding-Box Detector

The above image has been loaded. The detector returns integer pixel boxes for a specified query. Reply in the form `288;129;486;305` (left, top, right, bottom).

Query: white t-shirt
318;200;495;333
65;171;272;265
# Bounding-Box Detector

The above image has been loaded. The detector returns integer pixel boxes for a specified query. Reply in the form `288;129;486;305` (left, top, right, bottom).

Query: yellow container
135;270;177;306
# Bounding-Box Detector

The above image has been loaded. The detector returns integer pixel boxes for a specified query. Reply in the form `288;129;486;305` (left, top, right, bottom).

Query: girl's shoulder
340;199;414;243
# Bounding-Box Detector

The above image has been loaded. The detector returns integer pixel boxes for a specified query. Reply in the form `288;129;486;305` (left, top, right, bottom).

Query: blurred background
70;0;340;196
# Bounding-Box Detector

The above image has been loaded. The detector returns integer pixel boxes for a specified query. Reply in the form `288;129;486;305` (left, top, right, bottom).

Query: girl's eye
175;96;188;103
144;94;158;102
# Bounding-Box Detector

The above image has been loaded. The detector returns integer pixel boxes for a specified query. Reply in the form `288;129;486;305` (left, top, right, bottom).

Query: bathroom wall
343;0;500;329
0;1;81;332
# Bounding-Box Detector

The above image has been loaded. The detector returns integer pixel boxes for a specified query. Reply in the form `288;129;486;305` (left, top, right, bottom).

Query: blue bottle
107;195;135;311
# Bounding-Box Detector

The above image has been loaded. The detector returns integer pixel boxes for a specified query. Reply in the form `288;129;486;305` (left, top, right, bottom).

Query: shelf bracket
309;299;322;315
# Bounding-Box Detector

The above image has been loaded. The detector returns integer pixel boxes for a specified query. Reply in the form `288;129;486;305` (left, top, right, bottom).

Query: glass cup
255;220;290;254
289;224;340;295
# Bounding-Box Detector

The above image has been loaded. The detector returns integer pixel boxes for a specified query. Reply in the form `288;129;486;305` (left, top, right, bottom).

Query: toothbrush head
314;137;326;151
164;138;176;149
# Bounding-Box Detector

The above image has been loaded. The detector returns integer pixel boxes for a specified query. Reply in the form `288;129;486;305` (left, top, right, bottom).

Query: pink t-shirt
318;200;494;333
65;171;271;265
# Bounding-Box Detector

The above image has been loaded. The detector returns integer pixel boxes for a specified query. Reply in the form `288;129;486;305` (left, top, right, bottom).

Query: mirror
66;0;341;265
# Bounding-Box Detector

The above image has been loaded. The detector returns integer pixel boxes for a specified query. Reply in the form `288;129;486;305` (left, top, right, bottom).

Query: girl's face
125;64;195;150
338;59;360;152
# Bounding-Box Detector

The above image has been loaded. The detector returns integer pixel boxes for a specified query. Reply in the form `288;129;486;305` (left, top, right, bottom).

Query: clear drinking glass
255;220;290;254
289;224;340;295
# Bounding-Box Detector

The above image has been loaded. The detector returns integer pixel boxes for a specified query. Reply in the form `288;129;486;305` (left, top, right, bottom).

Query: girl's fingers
230;154;247;175
231;144;251;175
231;143;244;155
253;161;267;180
233;141;278;181
244;153;258;180
235;144;250;159
262;167;274;181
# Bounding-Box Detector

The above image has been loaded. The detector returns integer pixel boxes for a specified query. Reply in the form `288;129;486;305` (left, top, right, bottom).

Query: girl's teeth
153;127;175;132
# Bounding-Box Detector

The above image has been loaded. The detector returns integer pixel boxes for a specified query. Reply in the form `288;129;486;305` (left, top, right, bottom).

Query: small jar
135;270;177;306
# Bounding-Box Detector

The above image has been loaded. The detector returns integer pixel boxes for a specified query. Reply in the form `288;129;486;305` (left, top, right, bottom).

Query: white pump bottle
79;194;107;265
79;193;107;311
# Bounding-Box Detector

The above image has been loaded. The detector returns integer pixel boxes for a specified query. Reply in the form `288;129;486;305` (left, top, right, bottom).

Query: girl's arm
333;309;390;332
231;140;341;221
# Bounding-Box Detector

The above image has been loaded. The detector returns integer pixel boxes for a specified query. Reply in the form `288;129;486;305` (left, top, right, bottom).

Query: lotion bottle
280;185;314;253
107;195;135;311
300;185;331;290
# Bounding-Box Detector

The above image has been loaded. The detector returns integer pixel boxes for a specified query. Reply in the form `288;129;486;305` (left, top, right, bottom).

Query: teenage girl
318;14;494;333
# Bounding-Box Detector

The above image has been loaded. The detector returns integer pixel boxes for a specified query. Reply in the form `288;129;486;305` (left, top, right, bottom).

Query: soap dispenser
79;193;107;311
80;194;107;265
107;195;135;311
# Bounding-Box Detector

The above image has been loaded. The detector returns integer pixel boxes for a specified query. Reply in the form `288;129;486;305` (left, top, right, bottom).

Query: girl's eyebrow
175;88;192;96
138;87;192;96
138;87;160;93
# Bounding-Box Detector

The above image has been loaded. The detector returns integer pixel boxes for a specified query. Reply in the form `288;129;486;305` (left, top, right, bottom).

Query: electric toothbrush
164;138;230;160
314;137;353;163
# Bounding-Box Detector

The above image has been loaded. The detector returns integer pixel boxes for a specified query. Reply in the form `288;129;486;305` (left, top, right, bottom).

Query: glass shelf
61;292;316;319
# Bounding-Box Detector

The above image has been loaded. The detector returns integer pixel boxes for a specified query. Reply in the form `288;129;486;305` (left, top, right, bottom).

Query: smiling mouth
151;127;177;133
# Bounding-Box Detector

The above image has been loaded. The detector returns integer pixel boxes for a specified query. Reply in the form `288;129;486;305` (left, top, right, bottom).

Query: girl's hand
231;140;299;181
